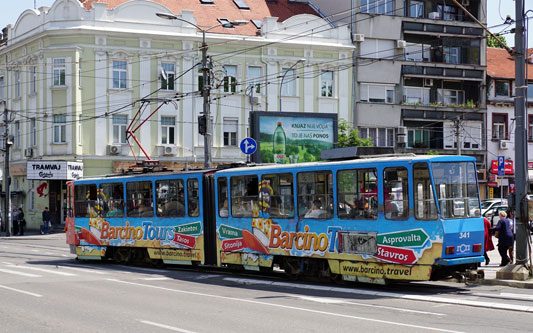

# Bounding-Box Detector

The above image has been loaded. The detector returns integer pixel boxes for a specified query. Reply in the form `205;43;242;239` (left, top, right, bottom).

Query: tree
487;36;508;49
337;119;374;148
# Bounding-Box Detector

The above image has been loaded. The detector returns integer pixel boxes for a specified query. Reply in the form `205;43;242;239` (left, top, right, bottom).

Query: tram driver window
126;181;153;217
337;168;378;220
231;175;259;218
383;167;409;220
218;178;229;218
297;171;333;219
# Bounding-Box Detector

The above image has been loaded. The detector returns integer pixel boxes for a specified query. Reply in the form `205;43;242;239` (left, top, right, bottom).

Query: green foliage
488;36;508;49
338;119;374;148
427;150;439;155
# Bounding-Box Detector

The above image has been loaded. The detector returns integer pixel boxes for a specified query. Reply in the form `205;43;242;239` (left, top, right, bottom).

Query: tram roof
74;168;213;182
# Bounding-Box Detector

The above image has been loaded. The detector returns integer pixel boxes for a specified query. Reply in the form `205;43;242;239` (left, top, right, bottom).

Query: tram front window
432;162;480;218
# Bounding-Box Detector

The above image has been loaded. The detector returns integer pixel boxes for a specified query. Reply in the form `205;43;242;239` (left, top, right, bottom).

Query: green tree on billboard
338;119;374;148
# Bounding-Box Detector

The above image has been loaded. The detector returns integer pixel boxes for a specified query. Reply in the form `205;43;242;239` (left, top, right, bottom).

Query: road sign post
240;138;257;163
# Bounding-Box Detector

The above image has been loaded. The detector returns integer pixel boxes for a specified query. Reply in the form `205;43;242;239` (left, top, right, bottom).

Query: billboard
250;111;337;164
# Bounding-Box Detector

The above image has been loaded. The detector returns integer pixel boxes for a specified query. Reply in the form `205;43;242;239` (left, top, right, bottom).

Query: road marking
500;293;533;300
0;284;42;297
139;320;197;332
140;277;170;281
4;264;76;276
58;265;109;275
0;268;41;277
223;278;533;313
109;279;461;333
298;296;445;316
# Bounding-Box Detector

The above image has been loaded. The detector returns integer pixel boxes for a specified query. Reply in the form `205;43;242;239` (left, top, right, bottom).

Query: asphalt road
0;234;532;333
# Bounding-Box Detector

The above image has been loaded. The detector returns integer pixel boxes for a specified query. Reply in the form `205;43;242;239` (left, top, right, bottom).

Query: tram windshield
431;162;480;219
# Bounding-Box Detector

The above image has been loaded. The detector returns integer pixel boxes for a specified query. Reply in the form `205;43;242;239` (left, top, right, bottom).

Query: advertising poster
250;111;337;164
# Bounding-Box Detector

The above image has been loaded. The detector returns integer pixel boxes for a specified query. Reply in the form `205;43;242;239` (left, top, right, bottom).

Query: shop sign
490;160;514;175
487;181;499;187
27;161;84;180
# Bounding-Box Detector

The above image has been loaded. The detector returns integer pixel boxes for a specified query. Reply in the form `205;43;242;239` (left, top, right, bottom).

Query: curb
475;278;533;289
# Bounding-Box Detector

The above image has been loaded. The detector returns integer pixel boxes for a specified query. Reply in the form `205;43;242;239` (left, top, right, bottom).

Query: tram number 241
459;232;470;239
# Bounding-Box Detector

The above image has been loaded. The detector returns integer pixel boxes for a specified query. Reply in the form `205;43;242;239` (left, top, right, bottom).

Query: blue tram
66;155;484;283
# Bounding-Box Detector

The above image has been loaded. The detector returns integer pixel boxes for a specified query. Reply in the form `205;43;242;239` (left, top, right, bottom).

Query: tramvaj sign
27;161;84;180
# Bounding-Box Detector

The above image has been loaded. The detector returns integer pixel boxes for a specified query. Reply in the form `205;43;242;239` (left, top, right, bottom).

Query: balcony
402;64;483;81
404;0;483;26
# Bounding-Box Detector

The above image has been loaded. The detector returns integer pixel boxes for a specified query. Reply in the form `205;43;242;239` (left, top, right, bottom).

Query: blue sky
0;0;531;47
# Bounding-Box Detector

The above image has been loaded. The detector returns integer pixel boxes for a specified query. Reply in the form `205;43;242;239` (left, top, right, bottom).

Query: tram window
218;177;229;218
188;178;200;217
260;173;294;218
231;175;259;218
156;179;185;217
74;184;97;218
383;167;409;220
297;171;333;219
100;183;124;218
337;168;377;220
432;162;480;218
126;181;153;217
413;163;437;220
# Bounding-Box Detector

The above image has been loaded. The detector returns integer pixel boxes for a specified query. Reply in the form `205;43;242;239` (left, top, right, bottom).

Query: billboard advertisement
250;111;337;163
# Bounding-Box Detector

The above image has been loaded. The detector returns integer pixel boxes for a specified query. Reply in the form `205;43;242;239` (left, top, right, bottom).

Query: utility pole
455;117;462;155
513;0;529;268
1;102;12;237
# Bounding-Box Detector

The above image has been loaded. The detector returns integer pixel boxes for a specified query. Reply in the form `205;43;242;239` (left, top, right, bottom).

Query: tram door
48;181;63;225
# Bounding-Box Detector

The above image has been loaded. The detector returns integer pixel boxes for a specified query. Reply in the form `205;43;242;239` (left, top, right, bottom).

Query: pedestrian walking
483;217;495;265
490;211;514;266
11;206;19;236
42;207;51;235
17;208;25;236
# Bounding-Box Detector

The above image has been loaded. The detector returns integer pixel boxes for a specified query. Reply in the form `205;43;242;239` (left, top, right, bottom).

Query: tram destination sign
27;161;84;180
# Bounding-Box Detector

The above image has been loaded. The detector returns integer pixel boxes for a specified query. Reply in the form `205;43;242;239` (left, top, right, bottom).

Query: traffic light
198;115;206;135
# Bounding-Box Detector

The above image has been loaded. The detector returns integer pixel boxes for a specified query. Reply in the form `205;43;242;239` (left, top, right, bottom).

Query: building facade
486;47;533;199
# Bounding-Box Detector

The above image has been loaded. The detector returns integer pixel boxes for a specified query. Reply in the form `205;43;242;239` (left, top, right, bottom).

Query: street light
156;12;248;168
279;59;305;112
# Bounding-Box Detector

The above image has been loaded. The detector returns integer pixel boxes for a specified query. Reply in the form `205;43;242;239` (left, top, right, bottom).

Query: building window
112;60;127;89
492;114;507;140
408;128;431;148
320;71;334;97
161;116;176;145
404;44;431;62
281;68;296;96
30;118;36;146
403;86;430;104
160;63;175;91
0;76;4;99
223;65;237;93
437;4;461;21
529;115;533;141
15;71;20;98
528;83;533;99
437;89;464;105
361;0;394;15
53;59;66;86
223;118;238;146
360;83;394;103
53;114;67;143
409;1;424;18
247;66;262;94
359;127;395;147
30;66;37;93
360;39;395;59
495;80;510;97
14;121;20;149
444;47;461;64
112;115;128;144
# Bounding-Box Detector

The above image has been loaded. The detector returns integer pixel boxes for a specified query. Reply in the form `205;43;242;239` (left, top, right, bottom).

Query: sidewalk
475;235;533;289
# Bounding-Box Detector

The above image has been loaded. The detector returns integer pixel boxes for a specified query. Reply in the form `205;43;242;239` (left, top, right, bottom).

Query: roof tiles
487;47;533;80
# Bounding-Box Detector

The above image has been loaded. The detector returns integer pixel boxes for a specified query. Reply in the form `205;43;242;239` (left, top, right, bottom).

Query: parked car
482;205;508;227
481;198;507;215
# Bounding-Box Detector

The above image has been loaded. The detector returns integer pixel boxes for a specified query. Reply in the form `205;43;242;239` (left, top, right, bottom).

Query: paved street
0;233;532;332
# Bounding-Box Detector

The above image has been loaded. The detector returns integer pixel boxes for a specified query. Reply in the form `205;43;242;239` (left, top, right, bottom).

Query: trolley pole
513;0;529;268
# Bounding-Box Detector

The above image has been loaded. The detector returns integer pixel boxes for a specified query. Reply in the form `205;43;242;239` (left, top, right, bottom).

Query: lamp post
156;13;247;168
279;59;305;112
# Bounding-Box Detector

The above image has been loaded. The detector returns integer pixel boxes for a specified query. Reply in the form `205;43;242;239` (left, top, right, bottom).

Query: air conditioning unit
428;12;440;20
424;78;434;87
499;140;509;150
396;40;407;49
249;96;261;105
163;145;177;156
353;34;364;42
397;126;407;135
108;144;121;155
24;148;33;158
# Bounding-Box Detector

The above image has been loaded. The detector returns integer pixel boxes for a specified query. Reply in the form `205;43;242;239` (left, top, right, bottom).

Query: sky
0;0;531;47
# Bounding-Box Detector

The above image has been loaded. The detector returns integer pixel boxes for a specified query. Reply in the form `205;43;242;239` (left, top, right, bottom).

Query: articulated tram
66;155;484;284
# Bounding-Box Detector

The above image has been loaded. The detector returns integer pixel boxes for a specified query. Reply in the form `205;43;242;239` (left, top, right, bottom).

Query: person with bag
483;217;495;265
490;211;514;266
41;207;51;235
17;208;25;236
